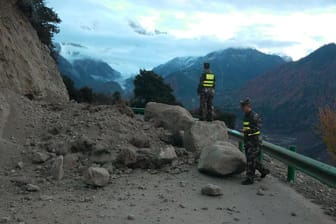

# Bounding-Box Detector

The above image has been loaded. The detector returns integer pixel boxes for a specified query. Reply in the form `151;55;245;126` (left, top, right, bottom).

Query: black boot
261;169;270;178
241;178;254;185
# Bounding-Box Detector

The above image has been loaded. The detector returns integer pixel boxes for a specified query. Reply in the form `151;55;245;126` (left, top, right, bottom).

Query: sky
47;0;336;76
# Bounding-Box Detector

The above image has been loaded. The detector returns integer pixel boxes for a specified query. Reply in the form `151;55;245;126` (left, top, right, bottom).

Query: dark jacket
243;110;261;137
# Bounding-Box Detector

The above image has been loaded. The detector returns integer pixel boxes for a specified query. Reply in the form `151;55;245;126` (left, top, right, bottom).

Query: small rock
291;212;297;217
129;134;150;148
40;195;54;201
16;161;24;169
158;145;177;163
179;181;187;187
31;151;50;163
127;214;135;220
179;204;186;208
257;189;265;196
26;184;40;192
201;184;223;196
84;167;110;187
51;156;64;180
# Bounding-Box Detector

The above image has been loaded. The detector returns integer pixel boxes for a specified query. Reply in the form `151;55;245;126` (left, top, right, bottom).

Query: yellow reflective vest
202;73;215;88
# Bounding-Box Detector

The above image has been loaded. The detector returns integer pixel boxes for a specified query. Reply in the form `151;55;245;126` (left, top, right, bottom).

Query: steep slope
153;48;286;107
56;56;123;94
0;0;68;101
239;43;336;161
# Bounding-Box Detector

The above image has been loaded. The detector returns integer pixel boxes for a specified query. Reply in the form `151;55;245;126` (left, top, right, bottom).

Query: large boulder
144;102;194;134
198;141;246;176
84;167;110;187
183;121;229;153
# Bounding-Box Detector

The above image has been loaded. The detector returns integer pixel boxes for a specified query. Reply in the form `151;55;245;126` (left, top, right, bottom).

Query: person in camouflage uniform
198;63;216;121
240;98;270;185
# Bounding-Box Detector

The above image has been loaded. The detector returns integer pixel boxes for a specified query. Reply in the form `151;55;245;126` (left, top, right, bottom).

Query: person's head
240;98;252;113
204;62;210;70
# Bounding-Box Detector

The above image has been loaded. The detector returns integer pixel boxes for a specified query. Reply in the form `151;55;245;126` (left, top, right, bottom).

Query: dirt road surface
1;167;334;224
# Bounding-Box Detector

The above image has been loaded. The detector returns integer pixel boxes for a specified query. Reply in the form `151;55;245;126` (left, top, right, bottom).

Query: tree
62;75;77;100
214;109;237;129
318;103;336;159
78;87;94;104
132;70;178;107
17;0;61;51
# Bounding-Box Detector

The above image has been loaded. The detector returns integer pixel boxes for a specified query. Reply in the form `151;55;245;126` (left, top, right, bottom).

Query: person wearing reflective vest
240;98;270;185
197;62;216;121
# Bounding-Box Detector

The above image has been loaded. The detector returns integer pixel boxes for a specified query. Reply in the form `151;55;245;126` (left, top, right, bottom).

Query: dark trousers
244;136;265;179
199;89;214;121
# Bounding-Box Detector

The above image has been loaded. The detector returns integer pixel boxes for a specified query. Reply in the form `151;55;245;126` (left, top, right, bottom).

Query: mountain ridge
153;48;287;107
239;43;336;162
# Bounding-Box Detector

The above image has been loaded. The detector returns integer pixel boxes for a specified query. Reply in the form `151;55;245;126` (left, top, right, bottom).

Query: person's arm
213;74;216;89
197;73;204;94
252;113;261;132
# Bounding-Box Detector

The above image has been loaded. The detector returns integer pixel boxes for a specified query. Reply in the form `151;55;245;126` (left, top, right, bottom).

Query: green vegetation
319;104;336;159
17;0;61;51
62;75;122;105
214;109;237;129
131;70;179;107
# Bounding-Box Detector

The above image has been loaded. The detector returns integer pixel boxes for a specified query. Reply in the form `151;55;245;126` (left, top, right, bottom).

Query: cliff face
0;0;68;101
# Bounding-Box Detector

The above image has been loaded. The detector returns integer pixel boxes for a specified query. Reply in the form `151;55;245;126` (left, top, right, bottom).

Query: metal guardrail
132;108;145;115
228;129;336;188
132;107;336;188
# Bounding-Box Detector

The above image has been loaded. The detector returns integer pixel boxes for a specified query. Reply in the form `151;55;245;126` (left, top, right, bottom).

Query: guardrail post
287;146;297;183
258;150;263;163
239;141;244;152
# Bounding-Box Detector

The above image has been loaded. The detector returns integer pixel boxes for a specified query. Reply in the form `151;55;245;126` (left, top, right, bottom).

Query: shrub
318;104;336;159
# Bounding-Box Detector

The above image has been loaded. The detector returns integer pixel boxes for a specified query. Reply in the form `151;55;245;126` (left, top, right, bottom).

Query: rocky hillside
239;43;336;162
153;48;286;108
0;0;68;101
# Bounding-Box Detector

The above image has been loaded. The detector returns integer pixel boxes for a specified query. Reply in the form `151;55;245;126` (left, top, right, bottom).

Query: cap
240;98;251;106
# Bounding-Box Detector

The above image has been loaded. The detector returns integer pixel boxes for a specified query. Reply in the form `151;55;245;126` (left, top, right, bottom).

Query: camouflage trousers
244;136;266;180
199;88;214;121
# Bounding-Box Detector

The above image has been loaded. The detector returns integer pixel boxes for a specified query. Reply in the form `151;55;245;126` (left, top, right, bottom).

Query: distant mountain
239;43;336;162
56;55;123;95
72;59;121;82
153;48;287;108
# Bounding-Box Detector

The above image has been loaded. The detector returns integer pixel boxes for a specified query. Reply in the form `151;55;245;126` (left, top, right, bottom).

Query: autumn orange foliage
319;104;336;160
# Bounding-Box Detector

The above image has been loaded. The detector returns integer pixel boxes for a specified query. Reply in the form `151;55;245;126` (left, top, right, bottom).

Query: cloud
128;20;167;36
47;0;336;76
